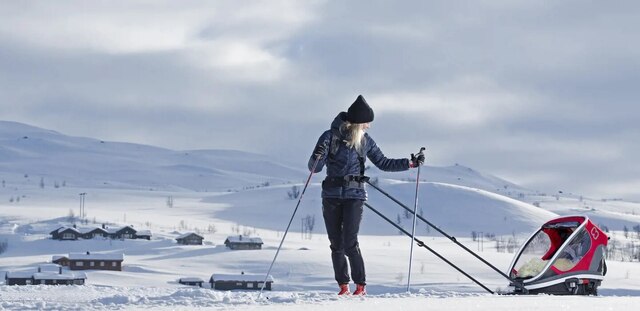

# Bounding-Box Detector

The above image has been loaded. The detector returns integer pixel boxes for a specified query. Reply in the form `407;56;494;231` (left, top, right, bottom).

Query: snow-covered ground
1;121;639;310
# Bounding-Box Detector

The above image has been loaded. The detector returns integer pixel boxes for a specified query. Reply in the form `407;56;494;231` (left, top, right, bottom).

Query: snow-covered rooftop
136;230;152;236
176;232;203;240
55;227;80;234
210;274;274;282
51;226;145;235
33;272;86;280
5;270;35;279
225;235;263;244
38;264;62;273
105;226;135;234
6;269;86;280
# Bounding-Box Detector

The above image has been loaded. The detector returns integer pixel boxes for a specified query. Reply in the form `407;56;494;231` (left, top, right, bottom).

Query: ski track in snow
2;286;639;310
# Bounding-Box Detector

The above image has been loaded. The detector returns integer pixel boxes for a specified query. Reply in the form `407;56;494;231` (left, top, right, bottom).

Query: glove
410;153;425;168
313;141;328;159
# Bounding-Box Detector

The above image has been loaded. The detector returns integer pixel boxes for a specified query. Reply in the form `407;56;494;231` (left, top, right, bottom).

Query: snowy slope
206;179;557;237
1;186;639;311
1;120;639;310
368;163;528;195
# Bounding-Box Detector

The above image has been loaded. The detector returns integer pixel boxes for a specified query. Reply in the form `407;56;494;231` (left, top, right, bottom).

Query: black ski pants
322;198;366;285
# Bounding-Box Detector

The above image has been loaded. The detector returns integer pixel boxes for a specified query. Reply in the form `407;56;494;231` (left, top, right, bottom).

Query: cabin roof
5;270;35;278
210;274;273;282
38;264;62;272
33;271;86;280
136;230;152;236
225;235;263;244
106;226;136;234
176;232;204;240
179;277;204;282
56;227;81;234
68;252;124;261
51;225;146;235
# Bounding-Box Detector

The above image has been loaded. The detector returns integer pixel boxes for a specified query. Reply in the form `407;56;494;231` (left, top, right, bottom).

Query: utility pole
79;193;87;219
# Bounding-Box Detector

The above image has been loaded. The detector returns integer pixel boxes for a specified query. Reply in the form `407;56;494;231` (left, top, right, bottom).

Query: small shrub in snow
287;185;300;199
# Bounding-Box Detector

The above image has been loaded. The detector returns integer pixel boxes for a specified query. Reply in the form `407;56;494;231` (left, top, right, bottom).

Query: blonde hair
342;122;366;153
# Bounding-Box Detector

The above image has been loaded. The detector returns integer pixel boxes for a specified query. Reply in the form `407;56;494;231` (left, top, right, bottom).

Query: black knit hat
346;95;374;124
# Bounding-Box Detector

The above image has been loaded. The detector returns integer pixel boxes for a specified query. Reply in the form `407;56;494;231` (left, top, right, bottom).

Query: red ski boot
353;284;366;296
338;284;351;295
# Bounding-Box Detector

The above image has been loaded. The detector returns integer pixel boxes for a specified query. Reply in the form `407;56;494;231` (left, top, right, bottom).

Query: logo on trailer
591;227;600;240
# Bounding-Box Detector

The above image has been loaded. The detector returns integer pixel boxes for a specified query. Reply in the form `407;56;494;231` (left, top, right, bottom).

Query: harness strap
323;175;369;189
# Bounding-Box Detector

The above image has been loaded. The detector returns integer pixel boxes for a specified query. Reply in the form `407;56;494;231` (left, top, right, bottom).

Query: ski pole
365;202;494;294
365;179;518;285
258;156;321;299
407;147;425;293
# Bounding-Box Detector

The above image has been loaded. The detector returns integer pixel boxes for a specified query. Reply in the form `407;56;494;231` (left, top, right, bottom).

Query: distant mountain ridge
0;120;306;191
0;120;527;195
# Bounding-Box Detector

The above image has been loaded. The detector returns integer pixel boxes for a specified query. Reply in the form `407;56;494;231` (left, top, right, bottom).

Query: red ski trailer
507;215;608;295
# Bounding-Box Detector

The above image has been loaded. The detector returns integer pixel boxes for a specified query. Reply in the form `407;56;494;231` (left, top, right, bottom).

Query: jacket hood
330;112;348;137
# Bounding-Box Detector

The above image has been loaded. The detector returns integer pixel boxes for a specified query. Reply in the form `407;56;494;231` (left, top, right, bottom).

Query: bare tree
302;214;316;239
166;196;174;208
208;224;217;234
0;239;8;254
67;209;76;223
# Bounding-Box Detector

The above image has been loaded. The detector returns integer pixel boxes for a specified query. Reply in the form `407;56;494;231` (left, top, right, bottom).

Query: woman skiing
308;95;424;295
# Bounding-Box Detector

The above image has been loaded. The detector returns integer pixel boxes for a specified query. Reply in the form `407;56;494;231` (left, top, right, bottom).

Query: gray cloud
0;1;639;200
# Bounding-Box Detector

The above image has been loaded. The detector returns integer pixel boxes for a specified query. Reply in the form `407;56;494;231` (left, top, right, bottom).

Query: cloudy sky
1;1;638;200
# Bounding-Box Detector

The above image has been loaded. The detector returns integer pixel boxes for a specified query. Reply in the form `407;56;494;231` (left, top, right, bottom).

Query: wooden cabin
5;264;86;286
178;277;205;287
135;230;152;240
107;226;137;240
68;252;124;271
176;232;204;245
52;256;70;267
49;225;152;241
50;227;81;240
4;271;33;285
209;273;273;290
224;235;263;250
81;227;108;239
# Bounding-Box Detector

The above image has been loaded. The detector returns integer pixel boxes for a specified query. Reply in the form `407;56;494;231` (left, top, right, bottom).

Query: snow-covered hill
1;120;639;310
206;180;557;237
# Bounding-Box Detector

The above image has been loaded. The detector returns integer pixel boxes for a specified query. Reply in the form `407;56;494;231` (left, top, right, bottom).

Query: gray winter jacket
308;112;409;200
